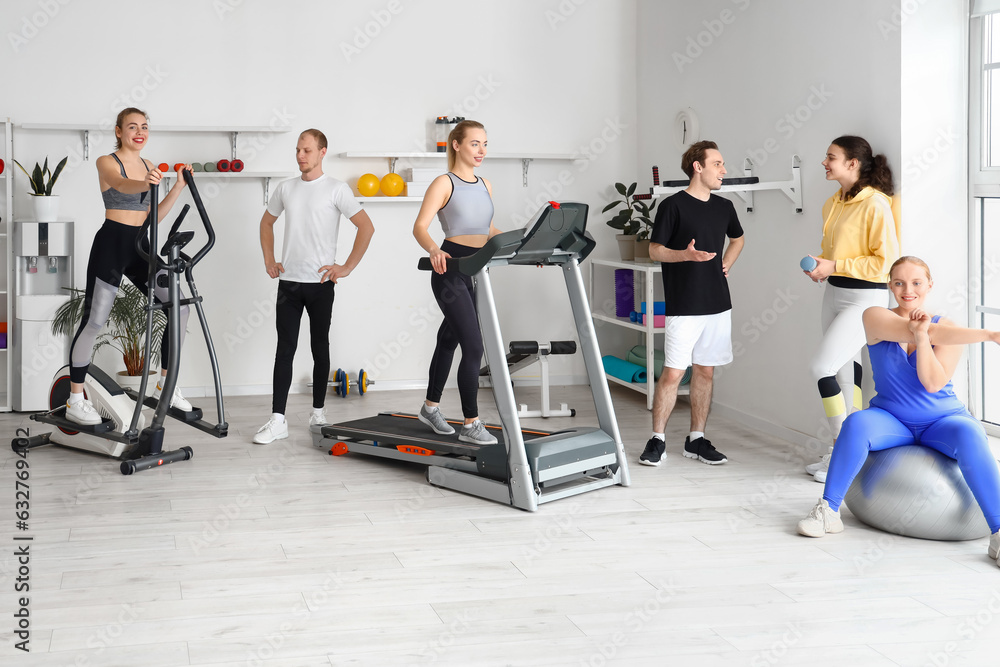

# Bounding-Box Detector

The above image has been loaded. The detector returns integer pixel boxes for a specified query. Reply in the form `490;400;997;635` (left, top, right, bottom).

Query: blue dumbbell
800;256;818;272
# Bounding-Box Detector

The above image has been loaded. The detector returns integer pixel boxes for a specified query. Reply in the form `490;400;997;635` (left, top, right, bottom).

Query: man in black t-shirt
639;141;745;468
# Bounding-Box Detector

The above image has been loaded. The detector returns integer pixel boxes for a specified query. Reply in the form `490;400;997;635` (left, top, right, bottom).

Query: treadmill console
513;201;594;265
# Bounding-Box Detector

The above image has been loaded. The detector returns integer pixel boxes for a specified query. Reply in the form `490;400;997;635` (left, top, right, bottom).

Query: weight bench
481;340;577;418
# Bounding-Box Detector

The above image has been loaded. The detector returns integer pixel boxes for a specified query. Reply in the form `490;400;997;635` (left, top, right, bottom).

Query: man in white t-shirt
253;128;375;444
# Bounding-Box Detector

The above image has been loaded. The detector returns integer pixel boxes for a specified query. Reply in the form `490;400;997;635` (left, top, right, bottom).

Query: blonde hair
115;107;149;150
446;120;486;172
889;255;933;282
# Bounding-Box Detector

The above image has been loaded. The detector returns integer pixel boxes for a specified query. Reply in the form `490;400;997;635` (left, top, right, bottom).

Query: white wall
900;1;971;399
635;0;904;444
4;0;638;400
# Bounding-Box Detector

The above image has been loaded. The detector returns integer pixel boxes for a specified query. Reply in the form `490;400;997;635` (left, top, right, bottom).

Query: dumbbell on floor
327;368;373;397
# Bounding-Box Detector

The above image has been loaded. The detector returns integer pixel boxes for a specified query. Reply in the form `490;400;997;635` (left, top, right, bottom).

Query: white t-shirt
266;174;364;283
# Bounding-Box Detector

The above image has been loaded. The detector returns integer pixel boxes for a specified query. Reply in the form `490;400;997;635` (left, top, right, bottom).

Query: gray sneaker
418;405;455;435
459;419;498;445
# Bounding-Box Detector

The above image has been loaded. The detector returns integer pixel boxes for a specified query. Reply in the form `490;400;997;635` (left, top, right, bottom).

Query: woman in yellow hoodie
802;135;901;483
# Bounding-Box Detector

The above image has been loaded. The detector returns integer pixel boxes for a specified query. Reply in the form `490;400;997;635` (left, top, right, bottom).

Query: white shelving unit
338;151;583;187
589;258;688;410
18;123;295;204
0;118;12;411
652;155;803;213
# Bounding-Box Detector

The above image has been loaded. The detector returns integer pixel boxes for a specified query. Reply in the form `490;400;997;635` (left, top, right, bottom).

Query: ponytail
832;135;894;199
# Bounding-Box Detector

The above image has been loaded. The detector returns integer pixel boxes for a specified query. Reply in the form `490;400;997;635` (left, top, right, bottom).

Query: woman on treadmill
64;107;193;425
412;120;502;445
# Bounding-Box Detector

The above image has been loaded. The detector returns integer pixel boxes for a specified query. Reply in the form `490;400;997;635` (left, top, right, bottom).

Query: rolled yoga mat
626;345;692;384
602;355;646;383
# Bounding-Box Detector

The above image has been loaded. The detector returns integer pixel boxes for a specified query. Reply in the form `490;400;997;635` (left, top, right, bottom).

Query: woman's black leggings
426;240;484;419
68;219;189;384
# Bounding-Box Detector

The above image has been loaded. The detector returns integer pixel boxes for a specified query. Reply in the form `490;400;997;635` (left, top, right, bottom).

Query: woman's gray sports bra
101;154;150;211
438;173;493;237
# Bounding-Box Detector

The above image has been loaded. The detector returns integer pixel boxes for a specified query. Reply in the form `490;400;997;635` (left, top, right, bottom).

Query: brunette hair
831;135;894;199
114;107;149;150
889;255;933;283
681;140;719;178
447;120;486;172
299;128;328;151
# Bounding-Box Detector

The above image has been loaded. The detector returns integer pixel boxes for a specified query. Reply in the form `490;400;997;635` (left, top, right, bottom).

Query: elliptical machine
11;170;228;474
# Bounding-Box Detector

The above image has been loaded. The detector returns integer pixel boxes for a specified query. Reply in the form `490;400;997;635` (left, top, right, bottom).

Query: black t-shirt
650;191;744;316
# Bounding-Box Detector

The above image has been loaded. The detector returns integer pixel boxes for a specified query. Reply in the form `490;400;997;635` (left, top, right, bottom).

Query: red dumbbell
173;163;185;172
0;158;5;175
158;162;169;172
217;159;231;172
230;159;244;172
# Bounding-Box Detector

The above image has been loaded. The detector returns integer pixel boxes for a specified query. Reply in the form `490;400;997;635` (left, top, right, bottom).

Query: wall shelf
651;154;802;213
337;151;584;187
18;123;292;161
159;171;298;205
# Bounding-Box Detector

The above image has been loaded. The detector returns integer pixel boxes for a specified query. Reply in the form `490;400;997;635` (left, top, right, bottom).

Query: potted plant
14;155;68;222
603;182;657;262
51;283;166;392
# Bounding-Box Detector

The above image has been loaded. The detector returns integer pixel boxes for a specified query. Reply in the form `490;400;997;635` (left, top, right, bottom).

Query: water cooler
13;220;73;411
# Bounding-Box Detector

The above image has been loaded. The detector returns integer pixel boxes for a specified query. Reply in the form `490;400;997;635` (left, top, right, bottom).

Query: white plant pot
31;195;60;222
117;369;156;396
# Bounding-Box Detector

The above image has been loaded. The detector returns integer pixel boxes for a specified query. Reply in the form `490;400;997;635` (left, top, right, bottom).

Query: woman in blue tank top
64;108;193;425
797;256;1000;569
412;120;502;445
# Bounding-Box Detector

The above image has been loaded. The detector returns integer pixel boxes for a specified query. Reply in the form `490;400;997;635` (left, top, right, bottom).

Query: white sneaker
805;446;832;475
156;383;193;412
814;469;828;484
65;398;103;426
989;531;1000;568
309;408;329;427
253;418;288;444
797;498;844;537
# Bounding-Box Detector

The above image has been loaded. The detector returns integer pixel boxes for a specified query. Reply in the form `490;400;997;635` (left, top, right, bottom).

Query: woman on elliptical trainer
412;120;501;445
65;107;193;425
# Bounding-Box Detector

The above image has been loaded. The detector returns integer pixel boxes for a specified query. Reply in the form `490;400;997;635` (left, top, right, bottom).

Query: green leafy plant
14;156;68;196
51;284;166;376
603;182;657;240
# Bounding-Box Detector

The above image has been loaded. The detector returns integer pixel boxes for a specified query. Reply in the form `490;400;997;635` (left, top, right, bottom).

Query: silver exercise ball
844;445;990;541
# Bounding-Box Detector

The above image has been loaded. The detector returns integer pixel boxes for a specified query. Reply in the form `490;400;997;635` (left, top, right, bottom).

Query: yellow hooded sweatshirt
819;186;901;283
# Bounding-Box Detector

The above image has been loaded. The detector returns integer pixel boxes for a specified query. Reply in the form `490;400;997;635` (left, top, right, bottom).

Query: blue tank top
437;172;493;237
868;314;967;427
101;154;150;211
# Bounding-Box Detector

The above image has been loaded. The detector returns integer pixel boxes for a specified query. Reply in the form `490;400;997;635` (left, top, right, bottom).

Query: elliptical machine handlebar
182;169;217;268
134;170;217;271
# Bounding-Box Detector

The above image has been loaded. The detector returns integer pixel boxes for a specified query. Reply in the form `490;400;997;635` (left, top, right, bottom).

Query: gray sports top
438;173;493;237
101;154;150;211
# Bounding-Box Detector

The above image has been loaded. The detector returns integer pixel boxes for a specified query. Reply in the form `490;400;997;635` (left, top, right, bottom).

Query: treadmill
315;201;631;511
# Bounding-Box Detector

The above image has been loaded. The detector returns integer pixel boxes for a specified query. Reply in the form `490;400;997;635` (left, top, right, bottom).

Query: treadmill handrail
416;229;525;275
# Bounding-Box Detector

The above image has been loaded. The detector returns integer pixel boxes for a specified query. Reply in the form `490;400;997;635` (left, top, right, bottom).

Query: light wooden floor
1;384;998;667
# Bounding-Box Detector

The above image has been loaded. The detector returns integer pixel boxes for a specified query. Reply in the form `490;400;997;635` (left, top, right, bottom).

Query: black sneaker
683;436;727;465
639;437;666;466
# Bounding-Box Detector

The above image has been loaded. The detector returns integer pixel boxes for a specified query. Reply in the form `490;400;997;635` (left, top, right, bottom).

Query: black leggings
69;219;189;384
427;240;483;419
272;279;335;414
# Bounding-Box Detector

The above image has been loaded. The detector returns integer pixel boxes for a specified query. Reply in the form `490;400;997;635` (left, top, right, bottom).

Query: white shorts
663;310;733;369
